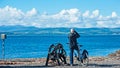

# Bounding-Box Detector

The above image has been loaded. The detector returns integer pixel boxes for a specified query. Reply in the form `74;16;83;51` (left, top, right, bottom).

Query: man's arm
74;31;80;38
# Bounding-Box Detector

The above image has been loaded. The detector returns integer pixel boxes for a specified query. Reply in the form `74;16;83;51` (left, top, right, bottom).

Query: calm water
0;35;120;59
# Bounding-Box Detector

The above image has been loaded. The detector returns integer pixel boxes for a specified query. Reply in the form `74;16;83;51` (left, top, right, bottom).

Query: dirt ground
0;57;120;68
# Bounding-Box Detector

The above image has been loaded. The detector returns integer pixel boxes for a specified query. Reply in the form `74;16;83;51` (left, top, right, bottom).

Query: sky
0;0;120;28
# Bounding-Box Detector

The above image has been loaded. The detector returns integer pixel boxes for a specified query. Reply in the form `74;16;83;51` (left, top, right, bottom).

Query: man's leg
75;46;81;61
70;48;74;65
77;49;81;60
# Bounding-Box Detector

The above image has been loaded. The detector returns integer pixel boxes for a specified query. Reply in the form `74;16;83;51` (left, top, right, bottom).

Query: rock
108;50;120;58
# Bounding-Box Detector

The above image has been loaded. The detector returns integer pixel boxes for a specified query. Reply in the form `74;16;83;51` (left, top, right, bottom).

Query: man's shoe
70;64;73;66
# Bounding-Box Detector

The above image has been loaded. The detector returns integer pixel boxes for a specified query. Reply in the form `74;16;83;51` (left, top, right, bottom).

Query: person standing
68;28;80;66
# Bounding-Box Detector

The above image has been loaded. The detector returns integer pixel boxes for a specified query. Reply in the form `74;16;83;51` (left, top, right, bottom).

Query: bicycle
45;43;67;66
67;43;89;66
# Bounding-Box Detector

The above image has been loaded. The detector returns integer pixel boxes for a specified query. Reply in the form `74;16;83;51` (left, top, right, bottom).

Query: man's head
70;28;74;33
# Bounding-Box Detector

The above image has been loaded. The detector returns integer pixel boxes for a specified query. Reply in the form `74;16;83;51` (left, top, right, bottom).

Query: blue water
0;35;120;59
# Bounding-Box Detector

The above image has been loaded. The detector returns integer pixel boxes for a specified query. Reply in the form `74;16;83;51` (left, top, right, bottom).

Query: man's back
68;29;80;48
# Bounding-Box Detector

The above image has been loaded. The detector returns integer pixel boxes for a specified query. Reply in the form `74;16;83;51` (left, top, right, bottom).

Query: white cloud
83;10;90;17
26;8;37;17
0;6;24;26
90;10;99;18
52;8;81;23
111;12;117;17
0;6;120;28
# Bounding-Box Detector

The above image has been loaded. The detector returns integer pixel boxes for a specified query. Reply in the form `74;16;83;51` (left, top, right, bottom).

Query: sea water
0;35;120;59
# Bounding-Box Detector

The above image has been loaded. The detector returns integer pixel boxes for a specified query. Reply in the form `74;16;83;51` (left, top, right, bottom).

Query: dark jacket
68;31;80;49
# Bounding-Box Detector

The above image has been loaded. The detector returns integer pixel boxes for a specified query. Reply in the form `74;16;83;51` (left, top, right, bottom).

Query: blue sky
0;0;119;15
0;0;120;28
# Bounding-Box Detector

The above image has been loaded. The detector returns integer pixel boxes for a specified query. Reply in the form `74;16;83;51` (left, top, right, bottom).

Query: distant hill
0;25;120;36
0;25;39;32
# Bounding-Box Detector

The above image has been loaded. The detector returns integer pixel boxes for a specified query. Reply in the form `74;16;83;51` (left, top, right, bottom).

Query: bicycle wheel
82;56;89;66
81;50;89;66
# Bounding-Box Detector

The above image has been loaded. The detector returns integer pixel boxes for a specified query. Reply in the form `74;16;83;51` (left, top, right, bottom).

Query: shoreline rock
108;50;120;60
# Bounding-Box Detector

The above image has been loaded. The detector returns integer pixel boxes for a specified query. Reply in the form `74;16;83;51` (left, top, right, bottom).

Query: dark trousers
70;46;80;64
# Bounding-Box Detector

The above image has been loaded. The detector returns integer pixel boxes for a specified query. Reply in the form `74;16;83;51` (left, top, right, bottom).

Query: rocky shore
0;50;120;68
